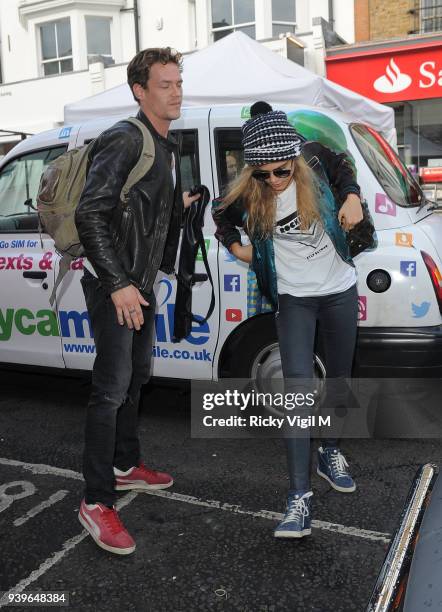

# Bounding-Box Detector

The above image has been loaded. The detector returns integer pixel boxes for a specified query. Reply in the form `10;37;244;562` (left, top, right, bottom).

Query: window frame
168;128;201;192
211;0;256;41
214;127;244;195
0;145;68;234
85;15;114;66
420;0;442;33
39;17;73;77
271;0;296;36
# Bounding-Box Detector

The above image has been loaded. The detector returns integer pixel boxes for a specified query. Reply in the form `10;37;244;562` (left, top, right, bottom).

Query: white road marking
0;457;82;481
139;489;392;544
14;490;69;527
0;455;391;603
0;456;391;543
0;481;35;513
0;492;137;608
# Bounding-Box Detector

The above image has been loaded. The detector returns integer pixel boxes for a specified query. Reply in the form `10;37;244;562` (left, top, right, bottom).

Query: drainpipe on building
134;0;140;53
328;0;334;29
121;0;140;53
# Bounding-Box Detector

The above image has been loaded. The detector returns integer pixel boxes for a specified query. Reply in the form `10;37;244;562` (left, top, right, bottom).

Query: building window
211;0;255;41
86;16;114;66
40;18;73;76
272;0;296;37
420;0;442;33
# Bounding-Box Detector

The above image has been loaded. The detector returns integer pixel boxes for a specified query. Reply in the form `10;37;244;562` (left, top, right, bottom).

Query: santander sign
373;58;412;93
326;43;442;103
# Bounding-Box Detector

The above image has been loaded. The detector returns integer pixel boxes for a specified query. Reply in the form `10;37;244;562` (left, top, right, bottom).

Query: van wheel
222;316;326;389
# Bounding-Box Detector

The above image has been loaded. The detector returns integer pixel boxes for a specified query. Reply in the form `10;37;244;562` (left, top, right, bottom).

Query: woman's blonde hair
222;157;320;238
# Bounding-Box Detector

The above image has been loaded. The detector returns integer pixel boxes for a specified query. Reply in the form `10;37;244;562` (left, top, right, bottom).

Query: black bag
172;185;215;342
346;199;376;258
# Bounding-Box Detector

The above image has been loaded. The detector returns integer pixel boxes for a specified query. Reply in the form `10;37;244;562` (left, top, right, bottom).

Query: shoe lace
284;496;310;523
329;451;350;479
102;508;125;535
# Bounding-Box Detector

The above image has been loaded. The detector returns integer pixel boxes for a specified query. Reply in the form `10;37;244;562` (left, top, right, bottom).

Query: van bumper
355;325;442;377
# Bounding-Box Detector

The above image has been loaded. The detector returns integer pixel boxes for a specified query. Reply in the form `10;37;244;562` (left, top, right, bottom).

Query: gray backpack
37;117;155;306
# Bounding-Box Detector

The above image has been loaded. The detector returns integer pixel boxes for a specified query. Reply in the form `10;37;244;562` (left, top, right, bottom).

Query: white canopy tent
64;32;395;142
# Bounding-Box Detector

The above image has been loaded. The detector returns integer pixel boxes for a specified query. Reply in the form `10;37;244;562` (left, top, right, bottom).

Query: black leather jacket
75;110;182;297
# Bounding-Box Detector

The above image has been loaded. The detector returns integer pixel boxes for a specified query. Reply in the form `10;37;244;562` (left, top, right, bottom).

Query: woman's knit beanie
242;101;304;166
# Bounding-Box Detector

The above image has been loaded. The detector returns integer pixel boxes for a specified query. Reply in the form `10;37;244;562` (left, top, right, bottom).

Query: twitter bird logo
412;302;430;318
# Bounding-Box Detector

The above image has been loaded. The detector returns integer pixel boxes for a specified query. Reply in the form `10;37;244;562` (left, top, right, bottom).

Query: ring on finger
129;308;136;314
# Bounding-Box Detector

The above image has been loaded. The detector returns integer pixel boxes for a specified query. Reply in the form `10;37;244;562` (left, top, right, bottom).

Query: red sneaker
114;462;174;491
78;499;136;555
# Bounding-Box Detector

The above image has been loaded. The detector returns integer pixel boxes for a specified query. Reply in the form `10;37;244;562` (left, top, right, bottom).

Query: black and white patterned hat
242;101;304;166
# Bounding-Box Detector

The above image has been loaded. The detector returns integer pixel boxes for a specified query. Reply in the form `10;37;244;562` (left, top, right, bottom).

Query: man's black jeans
275;284;358;491
81;270;156;506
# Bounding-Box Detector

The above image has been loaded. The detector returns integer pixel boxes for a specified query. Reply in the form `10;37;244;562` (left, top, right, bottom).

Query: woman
212;102;364;539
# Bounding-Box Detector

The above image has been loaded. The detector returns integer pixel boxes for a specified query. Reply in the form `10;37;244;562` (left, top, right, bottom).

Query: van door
0;146;67;367
152;118;218;380
208;111;257;370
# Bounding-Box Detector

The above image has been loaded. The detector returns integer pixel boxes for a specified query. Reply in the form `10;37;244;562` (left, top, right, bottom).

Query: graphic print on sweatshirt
272;181;356;296
274;210;328;259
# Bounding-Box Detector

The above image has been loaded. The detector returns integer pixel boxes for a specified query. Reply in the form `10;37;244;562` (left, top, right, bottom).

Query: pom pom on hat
250;101;273;117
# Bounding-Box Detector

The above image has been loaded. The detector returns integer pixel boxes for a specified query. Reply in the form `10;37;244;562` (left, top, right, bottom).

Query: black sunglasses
251;166;292;182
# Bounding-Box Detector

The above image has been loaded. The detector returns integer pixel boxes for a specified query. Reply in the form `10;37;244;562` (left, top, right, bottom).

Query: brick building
355;0;414;42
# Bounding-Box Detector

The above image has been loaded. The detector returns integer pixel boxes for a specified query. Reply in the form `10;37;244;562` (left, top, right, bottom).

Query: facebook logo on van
224;274;240;291
400;261;416;277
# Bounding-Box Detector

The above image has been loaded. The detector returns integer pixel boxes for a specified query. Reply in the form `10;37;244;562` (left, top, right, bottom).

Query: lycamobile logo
0;306;210;346
0;308;92;341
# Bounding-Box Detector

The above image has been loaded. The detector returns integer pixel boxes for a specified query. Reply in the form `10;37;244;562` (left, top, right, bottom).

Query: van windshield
350;124;423;208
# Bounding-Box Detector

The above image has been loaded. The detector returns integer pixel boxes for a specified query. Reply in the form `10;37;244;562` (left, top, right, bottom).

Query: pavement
0;369;441;612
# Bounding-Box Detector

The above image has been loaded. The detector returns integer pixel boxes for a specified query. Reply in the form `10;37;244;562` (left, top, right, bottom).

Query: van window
214;128;244;194
0;146;67;232
169;129;200;192
350;124;423;208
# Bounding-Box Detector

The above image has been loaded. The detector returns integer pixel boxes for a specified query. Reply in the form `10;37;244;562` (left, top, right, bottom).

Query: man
226;153;238;182
75;47;199;555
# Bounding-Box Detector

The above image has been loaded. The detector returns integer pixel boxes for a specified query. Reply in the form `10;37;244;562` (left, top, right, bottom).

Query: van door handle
23;271;47;279
192;273;208;283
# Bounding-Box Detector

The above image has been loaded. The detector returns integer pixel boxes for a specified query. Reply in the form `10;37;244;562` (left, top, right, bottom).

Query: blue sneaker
317;446;356;493
274;490;313;539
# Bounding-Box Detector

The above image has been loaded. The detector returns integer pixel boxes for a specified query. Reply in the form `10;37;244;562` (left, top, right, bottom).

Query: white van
0;104;441;382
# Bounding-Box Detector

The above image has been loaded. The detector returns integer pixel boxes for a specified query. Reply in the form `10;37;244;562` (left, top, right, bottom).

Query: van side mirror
24;198;37;211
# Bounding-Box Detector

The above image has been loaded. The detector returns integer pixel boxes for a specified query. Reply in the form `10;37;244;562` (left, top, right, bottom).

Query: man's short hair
127;47;183;103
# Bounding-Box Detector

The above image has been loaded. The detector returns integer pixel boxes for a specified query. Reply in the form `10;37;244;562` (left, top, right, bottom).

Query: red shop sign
420;167;442;183
326;42;442;103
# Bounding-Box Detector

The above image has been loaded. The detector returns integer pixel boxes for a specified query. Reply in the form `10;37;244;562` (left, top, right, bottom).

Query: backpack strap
49;253;75;307
120;117;155;204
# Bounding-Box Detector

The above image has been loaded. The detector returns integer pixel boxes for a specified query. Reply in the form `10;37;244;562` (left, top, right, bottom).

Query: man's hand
111;285;149;330
338;193;363;231
183;190;201;209
230;242;253;264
